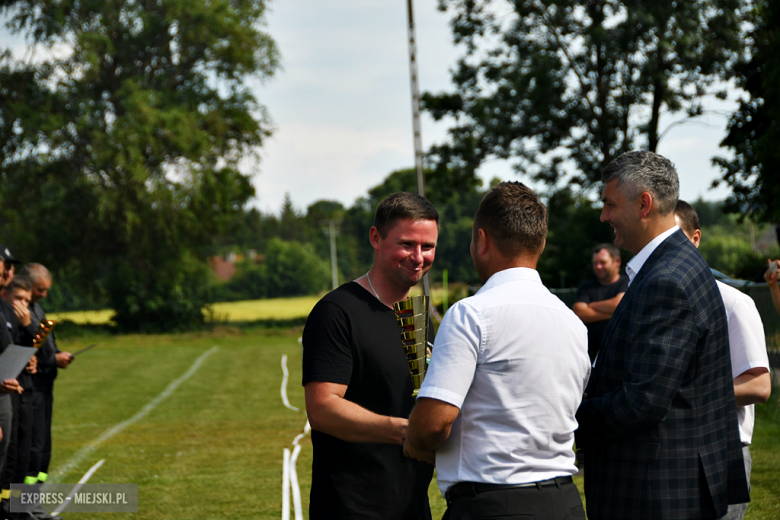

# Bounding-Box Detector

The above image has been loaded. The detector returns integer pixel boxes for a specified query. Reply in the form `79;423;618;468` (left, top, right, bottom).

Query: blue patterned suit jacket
576;229;749;520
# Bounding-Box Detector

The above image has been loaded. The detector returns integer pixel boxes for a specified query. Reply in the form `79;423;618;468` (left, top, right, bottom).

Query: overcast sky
2;1;740;215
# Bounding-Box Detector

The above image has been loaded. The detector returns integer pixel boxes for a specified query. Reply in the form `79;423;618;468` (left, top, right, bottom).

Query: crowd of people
0;254;72;520
301;150;774;520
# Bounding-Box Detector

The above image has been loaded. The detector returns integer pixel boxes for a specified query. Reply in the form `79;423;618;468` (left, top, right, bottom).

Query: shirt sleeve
417;300;481;409
727;296;770;377
301;300;354;387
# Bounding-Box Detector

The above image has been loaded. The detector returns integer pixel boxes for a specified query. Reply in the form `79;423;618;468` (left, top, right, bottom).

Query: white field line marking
49;346;219;482
49;459;105;515
280;354;299;412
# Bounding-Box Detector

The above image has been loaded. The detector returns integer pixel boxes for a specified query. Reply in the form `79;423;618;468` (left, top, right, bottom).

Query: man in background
675;200;771;520
21;263;71;520
573;243;629;362
406;182;590;520
302;192;438;519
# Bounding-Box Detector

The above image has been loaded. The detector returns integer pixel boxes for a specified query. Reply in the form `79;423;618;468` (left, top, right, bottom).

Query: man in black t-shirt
302;192;438;520
573;243;629;362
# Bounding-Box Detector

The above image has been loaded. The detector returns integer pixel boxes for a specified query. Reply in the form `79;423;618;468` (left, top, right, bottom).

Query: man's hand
403;438;435;464
0;379;20;394
25;354;37;374
764;259;779;286
56;351;74;369
12;300;31;327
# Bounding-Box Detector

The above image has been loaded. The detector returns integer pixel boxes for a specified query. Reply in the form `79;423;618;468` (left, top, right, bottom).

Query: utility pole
323;220;339;290
405;0;431;299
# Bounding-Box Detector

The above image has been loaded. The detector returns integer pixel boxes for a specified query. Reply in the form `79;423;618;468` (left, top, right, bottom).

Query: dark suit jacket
576;229;749;520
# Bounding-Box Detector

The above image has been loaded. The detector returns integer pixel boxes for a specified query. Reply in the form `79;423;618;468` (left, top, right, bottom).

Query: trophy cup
393;295;429;397
32;319;56;349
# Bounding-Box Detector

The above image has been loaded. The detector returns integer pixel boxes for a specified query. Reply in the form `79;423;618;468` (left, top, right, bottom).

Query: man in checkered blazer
575;151;749;520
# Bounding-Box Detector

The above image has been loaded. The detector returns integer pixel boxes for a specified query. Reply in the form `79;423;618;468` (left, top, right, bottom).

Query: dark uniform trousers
443;477;585;520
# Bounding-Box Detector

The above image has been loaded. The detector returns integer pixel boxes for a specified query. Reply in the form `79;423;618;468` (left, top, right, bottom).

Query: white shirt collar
476;267;542;295
625;225;680;285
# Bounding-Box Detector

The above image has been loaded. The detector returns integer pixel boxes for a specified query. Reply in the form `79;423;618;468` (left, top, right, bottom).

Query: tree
426;0;744;194
0;0;279;330
713;0;780;223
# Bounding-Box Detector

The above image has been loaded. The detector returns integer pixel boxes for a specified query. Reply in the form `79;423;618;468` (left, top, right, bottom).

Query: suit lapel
586;230;686;393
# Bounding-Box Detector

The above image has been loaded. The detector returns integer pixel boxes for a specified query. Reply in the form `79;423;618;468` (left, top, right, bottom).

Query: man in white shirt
674;200;771;520
405;181;591;520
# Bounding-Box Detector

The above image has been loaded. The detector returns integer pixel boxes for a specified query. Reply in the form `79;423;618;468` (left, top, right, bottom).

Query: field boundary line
49;346;219;482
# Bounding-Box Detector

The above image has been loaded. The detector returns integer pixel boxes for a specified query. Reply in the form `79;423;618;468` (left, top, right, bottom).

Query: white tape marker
282;448;291;520
280;354;300;412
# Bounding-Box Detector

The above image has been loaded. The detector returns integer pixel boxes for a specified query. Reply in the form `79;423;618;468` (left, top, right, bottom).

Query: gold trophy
32;319;56;349
393;295;430;397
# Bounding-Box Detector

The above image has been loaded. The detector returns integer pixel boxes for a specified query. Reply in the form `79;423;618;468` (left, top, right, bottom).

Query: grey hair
602;151;679;215
19;263;51;285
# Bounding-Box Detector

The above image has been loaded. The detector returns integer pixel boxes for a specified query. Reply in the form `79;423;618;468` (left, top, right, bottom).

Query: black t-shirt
302;282;433;520
575;275;629;362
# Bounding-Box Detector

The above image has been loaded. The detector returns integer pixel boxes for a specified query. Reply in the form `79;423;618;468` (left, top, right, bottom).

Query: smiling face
372;218;438;291
592;248;620;285
600;178;643;254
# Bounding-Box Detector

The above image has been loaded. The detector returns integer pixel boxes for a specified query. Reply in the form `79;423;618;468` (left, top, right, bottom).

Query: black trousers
1;390;34;491
443;480;585;520
30;389;53;481
0;395;12;477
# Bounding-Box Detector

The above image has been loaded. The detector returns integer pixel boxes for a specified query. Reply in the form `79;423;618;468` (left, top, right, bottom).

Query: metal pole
406;0;431;299
328;220;339;290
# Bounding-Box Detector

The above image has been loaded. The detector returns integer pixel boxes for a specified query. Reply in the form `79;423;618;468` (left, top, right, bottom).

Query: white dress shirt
717;281;770;444
625;225;680;285
418;267;591;496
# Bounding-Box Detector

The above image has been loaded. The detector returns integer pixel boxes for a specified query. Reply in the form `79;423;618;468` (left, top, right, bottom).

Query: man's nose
600;207;608;222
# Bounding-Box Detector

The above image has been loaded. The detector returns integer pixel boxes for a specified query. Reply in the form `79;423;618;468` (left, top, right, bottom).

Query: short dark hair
473;181;547;258
602;151;679;215
592;243;621;259
373;192;439;238
674;200;700;236
7;276;31;294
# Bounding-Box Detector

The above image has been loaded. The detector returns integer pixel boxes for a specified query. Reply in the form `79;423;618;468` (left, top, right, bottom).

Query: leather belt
445;476;573;506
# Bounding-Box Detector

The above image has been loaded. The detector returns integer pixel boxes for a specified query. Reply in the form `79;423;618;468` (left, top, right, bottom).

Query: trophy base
411;388;419;398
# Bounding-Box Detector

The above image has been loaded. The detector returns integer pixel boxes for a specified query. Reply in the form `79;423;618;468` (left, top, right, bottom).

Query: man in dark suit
576;151;749;520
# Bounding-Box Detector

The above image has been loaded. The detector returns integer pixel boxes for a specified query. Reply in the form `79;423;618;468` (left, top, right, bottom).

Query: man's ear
692;229;701;248
638;192;653;219
369;226;381;250
477;228;489;256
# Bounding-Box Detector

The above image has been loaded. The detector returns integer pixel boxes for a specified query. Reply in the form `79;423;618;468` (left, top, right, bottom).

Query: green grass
46;329;780;519
49;296;323;325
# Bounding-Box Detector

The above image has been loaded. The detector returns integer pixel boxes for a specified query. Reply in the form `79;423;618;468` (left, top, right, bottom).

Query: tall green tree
426;0;744;193
713;0;780;223
0;0;279;330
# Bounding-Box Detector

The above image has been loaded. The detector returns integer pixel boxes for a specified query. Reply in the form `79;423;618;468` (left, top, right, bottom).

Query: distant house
208;250;262;281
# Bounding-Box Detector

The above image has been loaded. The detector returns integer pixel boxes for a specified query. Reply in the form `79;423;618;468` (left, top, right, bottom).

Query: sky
1;1;741;215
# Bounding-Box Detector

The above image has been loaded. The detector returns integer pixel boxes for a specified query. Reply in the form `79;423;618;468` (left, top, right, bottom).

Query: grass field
48;296;323;325
42;323;780;519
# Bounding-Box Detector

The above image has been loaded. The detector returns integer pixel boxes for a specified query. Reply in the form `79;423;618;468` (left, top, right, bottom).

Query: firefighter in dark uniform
0;275;39;520
22;264;70;520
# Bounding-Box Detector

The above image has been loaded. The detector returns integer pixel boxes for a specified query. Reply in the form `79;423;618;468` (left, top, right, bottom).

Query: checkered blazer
576;230;749;520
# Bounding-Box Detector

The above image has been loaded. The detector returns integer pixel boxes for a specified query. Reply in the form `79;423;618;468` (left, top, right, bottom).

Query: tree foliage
713;0;780;223
0;0;279;330
425;0;744;193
